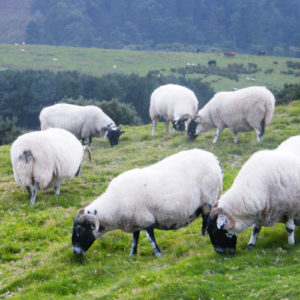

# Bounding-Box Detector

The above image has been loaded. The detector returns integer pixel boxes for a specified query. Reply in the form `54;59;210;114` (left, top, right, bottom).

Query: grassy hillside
0;101;300;299
1;44;300;92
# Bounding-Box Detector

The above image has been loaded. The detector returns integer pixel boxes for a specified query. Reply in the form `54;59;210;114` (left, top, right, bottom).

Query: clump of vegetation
286;61;300;69
0;116;22;145
172;63;260;82
274;84;300;105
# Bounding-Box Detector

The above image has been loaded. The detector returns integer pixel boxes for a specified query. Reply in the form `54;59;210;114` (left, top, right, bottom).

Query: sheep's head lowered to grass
104;125;125;147
207;207;237;254
72;209;105;255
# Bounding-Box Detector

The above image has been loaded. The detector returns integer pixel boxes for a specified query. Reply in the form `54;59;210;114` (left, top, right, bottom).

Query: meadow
0;43;300;92
0;101;300;299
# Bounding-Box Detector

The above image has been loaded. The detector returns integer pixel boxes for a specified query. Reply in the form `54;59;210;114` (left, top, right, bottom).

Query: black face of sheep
107;127;125;147
172;119;186;131
207;216;237;254
72;219;96;255
187;119;199;139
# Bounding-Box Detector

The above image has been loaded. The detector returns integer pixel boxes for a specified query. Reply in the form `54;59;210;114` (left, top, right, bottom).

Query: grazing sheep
39;103;125;147
207;137;300;254
149;84;198;136
187;86;275;144
72;149;223;257
11;128;91;205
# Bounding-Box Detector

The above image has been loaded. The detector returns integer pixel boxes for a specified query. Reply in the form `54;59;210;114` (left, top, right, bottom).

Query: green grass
0;101;300;299
1;43;300;92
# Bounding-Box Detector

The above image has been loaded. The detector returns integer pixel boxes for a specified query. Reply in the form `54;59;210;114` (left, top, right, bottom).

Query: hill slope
0;101;300;298
1;44;300;92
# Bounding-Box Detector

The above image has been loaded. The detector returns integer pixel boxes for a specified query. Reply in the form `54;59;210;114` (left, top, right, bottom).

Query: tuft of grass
0;101;300;299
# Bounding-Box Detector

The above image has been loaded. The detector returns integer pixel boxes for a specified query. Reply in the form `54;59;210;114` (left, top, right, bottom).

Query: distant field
0;101;300;299
0;44;300;92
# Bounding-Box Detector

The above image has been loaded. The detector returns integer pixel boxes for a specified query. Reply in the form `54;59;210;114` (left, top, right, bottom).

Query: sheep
72;148;223;257
187;86;275;144
207;137;300;254
39;103;125;147
149;84;198;136
10;128;91;205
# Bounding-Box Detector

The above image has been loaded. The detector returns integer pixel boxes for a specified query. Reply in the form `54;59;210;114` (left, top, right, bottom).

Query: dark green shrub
62;97;142;126
0;116;22;145
274;84;300;105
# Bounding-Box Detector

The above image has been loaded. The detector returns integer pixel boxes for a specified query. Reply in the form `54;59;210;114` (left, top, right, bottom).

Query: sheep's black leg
26;186;31;195
247;224;261;248
201;212;209;236
129;231;140;256
286;218;295;245
146;227;162;257
30;182;38;206
82;138;87;145
88;137;93;146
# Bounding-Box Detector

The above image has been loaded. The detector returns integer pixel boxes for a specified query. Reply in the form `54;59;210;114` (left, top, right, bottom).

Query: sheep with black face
149;84;198;136
72;149;223;257
39;103;125;147
207;136;300;254
187;86;275;144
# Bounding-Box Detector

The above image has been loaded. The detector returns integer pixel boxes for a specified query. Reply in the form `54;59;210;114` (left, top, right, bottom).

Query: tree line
0;69;214;129
26;0;300;56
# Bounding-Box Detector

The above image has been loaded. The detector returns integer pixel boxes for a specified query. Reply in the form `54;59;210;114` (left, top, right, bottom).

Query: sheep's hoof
247;243;254;249
154;251;162;257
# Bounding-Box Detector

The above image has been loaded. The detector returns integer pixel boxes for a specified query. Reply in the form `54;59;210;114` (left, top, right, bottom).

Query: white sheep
149;84;198;136
187;86;275;144
72;149;223;257
207;137;300;254
39;103;124;147
10;128;91;205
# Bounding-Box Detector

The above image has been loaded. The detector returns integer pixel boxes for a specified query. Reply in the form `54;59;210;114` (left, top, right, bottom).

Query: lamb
207;136;300;254
187;86;275;144
72;149;223;257
39;103;125;147
149;84;198;136
10;128;91;205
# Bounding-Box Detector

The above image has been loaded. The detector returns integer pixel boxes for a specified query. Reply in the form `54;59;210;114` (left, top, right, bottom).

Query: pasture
0;44;300;92
0;101;300;299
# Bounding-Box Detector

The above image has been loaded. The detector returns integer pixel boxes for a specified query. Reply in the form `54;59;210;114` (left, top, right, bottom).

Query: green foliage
0;101;300;298
26;0;300;56
63;97;142;126
0;116;22;145
274;84;300;105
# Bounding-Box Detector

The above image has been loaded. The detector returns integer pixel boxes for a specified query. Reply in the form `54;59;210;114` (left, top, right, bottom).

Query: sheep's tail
13;150;34;186
264;94;276;127
83;145;92;161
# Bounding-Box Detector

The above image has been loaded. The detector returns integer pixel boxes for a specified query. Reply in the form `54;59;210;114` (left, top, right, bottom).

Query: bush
61;97;142;126
0;116;22;145
274;84;300;105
